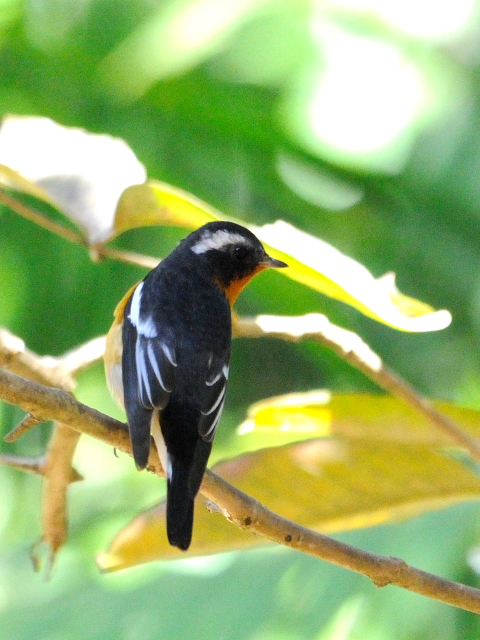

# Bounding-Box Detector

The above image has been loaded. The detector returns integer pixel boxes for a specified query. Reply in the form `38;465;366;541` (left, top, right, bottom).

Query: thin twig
0;453;46;476
0;188;86;246
38;424;82;562
4;414;39;442
0;188;161;270
0;367;479;613
0;329;107;386
0;327;76;391
93;245;159;270
57;336;106;376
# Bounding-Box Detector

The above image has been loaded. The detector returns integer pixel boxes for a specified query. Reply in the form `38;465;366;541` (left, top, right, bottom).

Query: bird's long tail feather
166;459;194;551
166;440;212;551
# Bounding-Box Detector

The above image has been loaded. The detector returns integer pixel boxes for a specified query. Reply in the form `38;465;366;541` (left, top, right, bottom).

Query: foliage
2;1;480;638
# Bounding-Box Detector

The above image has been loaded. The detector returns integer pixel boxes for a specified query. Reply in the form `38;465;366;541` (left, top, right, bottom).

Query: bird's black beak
263;254;289;269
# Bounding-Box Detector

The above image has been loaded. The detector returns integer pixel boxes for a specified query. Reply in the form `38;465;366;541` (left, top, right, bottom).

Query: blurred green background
2;0;480;637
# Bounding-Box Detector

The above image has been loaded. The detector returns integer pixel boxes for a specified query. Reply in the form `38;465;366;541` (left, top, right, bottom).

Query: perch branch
1;368;480;613
3;311;477;576
93;246;159;270
201;471;480;614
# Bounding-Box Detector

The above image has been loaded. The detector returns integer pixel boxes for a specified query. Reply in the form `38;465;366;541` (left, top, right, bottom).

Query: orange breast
223;265;266;307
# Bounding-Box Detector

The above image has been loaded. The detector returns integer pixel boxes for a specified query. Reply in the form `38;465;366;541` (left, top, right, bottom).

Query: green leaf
99;0;269;99
97;393;480;571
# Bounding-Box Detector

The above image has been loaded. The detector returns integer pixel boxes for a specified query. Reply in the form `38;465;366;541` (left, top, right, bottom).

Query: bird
104;221;288;550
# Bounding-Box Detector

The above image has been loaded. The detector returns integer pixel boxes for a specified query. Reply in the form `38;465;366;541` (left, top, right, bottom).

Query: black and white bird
104;221;287;550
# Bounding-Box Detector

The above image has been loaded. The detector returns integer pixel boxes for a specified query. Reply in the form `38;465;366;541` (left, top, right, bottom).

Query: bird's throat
220;265;266;307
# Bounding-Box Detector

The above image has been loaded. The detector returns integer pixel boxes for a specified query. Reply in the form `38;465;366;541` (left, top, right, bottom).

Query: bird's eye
233;244;248;260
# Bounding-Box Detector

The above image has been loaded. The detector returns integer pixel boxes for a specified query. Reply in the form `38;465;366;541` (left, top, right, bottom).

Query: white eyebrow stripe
128;281;144;327
191;230;250;254
201;385;226;416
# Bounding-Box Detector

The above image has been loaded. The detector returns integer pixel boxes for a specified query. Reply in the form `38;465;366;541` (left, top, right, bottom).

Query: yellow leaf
113;181;218;236
252;221;451;332
97;393;480;571
236;390;333;450
0;163;57;204
112;182;450;332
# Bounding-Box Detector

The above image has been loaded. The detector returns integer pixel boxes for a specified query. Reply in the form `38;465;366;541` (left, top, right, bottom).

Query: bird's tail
166;459;195;551
166;439;212;551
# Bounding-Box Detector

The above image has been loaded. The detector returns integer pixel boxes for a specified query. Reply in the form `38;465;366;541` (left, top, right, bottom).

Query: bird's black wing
165;352;229;550
122;283;177;469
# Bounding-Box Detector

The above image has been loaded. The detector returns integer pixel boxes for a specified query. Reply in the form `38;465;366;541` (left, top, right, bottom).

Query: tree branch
201;472;480;614
4;311;479;579
0;327;76;391
92;245;159;270
0;188;86;247
0;189;160;270
1;367;480;613
0;330;103;571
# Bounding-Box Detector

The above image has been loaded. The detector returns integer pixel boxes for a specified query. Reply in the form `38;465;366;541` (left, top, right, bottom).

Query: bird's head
186;222;287;301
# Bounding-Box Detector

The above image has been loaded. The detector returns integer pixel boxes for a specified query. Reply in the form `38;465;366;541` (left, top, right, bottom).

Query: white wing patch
127;279;176;410
198;357;229;441
136;340;153;406
138;315;157;338
202;397;225;439
147;341;171;392
191;230;250;254
128;282;158;338
205;362;229;391
128;281;144;326
162;342;177;367
201;385;226;417
205;371;222;387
